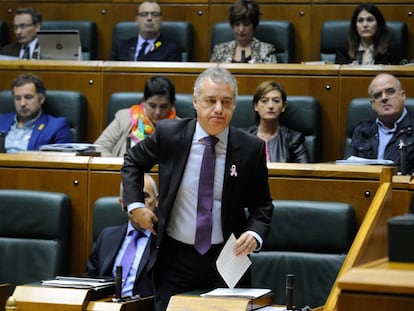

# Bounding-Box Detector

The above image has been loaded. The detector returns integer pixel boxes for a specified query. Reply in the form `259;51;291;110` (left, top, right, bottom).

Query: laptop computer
37;29;82;61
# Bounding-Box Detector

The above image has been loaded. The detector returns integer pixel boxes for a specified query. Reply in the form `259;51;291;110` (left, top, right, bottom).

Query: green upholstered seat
41;20;98;60
112;21;194;61
210;20;294;63
92;196;128;243
250;200;356;308
0;19;8;47
0;90;87;142
0;189;71;290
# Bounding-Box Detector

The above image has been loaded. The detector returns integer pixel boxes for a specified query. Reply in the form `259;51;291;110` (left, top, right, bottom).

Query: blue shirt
112;222;150;297
376;108;407;159
6;113;40;153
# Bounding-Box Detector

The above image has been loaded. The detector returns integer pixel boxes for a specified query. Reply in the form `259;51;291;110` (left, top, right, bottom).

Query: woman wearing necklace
335;3;402;65
210;0;277;64
248;81;309;163
94;76;176;157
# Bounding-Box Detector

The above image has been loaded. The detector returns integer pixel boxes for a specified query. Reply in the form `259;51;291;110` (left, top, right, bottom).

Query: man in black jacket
346;73;414;174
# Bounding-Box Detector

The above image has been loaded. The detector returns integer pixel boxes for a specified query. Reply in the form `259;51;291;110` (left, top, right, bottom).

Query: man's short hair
11;73;46;97
15;7;42;25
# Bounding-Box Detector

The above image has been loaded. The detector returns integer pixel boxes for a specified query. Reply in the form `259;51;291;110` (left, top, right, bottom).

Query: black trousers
153;235;226;311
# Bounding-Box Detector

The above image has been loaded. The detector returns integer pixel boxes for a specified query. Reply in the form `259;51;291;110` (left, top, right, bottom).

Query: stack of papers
41;276;115;290
336;156;394;165
39;143;98;153
201;288;272;299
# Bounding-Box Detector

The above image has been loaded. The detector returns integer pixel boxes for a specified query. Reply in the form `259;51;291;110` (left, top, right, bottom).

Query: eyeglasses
13;23;34;31
371;87;400;101
137;11;162;17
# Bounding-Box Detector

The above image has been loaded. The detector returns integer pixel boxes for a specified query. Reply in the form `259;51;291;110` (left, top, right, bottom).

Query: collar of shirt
194;121;229;147
136;34;160;55
126;221;150;238
376;107;407;134
13;110;41;129
20;38;39;58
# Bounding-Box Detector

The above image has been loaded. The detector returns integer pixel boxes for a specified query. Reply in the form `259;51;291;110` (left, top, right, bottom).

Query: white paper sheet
216;233;251;288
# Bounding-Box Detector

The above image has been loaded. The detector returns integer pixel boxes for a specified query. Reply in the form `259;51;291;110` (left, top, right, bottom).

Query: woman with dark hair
248;81;309;163
94;76;176;157
210;0;277;63
335;3;402;65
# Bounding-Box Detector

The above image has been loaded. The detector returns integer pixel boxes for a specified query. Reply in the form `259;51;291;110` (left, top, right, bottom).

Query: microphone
115;265;122;300
241;49;246;63
400;58;409;65
356;50;364;65
286;274;294;311
399;139;408;175
0;131;6;153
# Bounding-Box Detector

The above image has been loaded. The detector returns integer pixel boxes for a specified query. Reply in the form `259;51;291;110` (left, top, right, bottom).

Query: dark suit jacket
110;34;182;61
0;42;21;57
121;118;274;271
335;44;403;65
0;112;72;150
86;223;153;297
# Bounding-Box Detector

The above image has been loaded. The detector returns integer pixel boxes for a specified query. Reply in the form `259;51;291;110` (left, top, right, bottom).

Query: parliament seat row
0;189;71;291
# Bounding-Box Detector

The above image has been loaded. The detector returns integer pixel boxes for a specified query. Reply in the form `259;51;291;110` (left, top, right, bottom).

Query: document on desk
216;233;251;288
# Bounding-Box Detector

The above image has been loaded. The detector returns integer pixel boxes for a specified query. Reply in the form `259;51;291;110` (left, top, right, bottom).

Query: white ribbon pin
230;164;238;177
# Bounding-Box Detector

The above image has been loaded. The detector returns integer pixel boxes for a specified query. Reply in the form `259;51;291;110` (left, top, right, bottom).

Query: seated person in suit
86;174;158;298
345;73;414;174
335;3;402;65
111;0;182;61
248;80;309;163
210;0;276;64
0;7;41;59
94;76;177;157
0;73;72;153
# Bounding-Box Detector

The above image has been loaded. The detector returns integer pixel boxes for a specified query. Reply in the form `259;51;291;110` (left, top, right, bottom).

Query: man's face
193;77;235;136
136;2;162;40
369;74;406;126
13;82;44;124
13;13;40;45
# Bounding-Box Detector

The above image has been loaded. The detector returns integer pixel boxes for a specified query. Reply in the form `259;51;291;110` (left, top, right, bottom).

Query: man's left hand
234;232;258;256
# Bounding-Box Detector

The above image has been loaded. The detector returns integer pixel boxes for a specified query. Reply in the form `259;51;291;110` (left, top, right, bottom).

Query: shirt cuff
127;202;145;213
246;230;263;251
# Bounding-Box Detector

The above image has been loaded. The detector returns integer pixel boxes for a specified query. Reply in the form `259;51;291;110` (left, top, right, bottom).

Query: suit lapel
28;113;47;150
101;225;126;275
221;127;242;220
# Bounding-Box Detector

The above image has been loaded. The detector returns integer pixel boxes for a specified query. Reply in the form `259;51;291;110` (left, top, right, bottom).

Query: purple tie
195;135;219;255
120;230;140;283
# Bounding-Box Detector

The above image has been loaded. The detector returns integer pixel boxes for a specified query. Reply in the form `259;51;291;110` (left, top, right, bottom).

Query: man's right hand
130;207;158;236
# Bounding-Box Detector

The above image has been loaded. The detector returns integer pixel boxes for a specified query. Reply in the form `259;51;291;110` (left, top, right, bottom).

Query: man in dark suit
111;0;182;61
121;67;274;311
0;8;41;59
86;174;158;298
0;73;72;153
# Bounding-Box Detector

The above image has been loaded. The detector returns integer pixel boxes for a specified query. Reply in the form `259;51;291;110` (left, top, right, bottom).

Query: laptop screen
37;30;82;61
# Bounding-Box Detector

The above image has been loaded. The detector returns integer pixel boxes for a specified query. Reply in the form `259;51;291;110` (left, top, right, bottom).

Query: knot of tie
204;135;219;147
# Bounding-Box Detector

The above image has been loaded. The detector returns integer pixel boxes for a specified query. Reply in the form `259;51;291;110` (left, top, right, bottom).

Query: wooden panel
0;154;90;275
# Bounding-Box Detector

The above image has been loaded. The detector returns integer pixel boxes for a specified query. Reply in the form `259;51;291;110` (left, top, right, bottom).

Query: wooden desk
337;258;414;311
